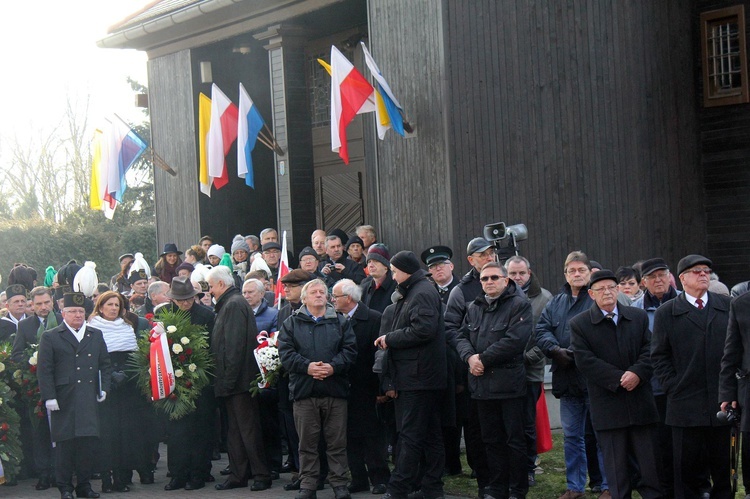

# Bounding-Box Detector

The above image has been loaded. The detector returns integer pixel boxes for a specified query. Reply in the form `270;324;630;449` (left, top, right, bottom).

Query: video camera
482;222;528;262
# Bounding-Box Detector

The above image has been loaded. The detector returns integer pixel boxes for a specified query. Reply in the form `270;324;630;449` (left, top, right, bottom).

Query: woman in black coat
89;291;154;492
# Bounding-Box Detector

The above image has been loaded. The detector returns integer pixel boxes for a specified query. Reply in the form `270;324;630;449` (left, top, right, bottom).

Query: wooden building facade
100;0;750;289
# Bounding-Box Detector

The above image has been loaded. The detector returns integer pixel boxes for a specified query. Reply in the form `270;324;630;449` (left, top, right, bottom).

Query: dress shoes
271;470;281;480
76;488;101;498
61;492;74;499
140;471;154;484
348;482;370;493
285;478;303;491
251;479;272;491
185;480;205;490
281;461;297;473
372;484;388;494
36;476;51;490
296;489;318;499
206;474;216;482
215;479;247;490
164;478;186;491
220;465;231;476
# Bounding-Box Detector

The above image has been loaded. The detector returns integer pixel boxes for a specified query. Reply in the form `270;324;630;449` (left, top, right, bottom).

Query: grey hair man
332;279;389;494
206;266;272;492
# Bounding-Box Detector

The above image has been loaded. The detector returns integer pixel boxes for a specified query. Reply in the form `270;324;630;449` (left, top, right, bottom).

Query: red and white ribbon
148;322;175;400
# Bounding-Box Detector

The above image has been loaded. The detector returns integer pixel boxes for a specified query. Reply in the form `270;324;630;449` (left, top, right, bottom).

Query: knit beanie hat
366;244;391;268
231;234;251;255
207;244;226;259
390;251;421;275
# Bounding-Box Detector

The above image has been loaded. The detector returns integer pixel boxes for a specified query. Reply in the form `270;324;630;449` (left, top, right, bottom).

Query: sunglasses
480;275;503;282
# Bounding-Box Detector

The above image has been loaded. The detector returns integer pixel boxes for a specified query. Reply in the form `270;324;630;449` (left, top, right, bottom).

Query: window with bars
701;6;749;107
307;47;355;128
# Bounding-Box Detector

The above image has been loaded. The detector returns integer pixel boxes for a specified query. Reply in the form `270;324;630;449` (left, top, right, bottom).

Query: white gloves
97;391;107;403
45;399;60;411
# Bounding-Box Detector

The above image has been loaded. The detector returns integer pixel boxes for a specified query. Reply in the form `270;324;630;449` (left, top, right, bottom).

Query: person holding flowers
89;291;154;492
160;276;216;491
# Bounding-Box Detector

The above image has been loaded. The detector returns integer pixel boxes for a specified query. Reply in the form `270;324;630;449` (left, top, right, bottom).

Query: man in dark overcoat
13;286;62;490
37;292;111;499
375;251;447;499
332;279;389;494
0;283;27;342
652;255;732;499
161;277;216;491
719;278;750;499
206;266;271;492
571;270;662;499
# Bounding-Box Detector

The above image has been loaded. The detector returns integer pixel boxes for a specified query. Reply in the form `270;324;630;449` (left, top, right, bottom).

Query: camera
482;222;528;262
717;407;740;425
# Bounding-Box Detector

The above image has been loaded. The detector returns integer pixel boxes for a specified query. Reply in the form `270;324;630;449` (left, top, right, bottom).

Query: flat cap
280;269;314;284
677;254;712;276
589;269;617;288
467;237;492;255
640;258;669;276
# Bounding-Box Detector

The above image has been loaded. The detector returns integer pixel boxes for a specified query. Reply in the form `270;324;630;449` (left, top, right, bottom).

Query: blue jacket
254;298;279;333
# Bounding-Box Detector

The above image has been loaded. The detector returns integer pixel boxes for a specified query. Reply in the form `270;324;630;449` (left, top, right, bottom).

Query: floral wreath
129;309;213;420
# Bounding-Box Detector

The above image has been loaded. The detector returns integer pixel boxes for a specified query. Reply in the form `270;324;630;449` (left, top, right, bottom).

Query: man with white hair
206;266;272;492
332;279;389;494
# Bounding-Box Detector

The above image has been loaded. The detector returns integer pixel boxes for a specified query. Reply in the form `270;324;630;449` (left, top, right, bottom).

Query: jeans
559;395;607;493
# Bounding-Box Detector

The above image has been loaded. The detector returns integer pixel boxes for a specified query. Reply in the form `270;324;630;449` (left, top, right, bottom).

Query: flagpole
113;113;177;176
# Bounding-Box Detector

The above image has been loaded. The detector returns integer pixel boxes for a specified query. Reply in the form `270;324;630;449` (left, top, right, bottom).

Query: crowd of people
1;224;750;499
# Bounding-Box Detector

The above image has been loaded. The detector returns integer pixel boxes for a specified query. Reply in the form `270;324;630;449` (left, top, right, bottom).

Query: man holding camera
652;255;732;499
319;235;366;286
719;274;750;499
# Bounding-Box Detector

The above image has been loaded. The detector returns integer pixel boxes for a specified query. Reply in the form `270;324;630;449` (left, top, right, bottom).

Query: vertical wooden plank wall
148;50;202;254
441;0;705;288
696;0;750;286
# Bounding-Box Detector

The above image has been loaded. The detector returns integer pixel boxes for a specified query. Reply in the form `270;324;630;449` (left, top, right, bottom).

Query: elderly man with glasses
652;255;732;499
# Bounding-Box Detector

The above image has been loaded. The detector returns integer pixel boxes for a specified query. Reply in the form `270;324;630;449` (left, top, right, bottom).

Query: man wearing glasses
652;255;732;499
570;270;662;499
457;262;532;499
536;251;609;499
631;258;679;497
421;245;457;305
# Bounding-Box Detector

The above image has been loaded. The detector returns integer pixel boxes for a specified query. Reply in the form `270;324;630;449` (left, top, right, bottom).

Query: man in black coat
161;277;216;491
278;278;357;499
456;262;532;499
13;286;61;490
0;283;28;342
652;255;732;499
332;279;389;494
720;274;750;499
571;270;662;499
206;266;271;492
444;238;497;490
375;251;447;499
37;292;111;499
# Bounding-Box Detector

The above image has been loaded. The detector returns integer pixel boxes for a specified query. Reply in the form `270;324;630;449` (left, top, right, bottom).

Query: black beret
640;258;669;276
589;270;618;288
420;245;453;266
677;254;712;276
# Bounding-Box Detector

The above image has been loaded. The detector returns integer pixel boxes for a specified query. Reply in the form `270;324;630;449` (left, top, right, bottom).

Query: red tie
696;298;704;310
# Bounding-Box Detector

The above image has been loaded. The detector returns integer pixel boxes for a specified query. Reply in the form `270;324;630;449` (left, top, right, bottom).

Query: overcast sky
0;1;149;145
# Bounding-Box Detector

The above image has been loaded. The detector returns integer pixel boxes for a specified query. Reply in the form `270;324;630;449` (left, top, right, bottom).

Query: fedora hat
166;276;201;300
160;243;183;257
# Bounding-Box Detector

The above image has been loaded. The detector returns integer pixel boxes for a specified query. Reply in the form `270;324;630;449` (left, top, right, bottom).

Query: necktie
605;313;615;321
696;298;704;310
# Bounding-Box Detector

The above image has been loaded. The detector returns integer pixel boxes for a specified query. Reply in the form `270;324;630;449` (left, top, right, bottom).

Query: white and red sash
148;322;175;400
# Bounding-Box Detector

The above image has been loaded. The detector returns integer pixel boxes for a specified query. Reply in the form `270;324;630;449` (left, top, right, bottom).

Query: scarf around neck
89;315;138;352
